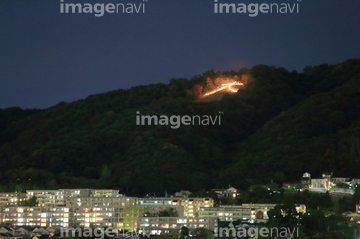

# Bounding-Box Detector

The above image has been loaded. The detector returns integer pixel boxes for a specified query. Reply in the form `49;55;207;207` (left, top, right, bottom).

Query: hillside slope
0;59;359;195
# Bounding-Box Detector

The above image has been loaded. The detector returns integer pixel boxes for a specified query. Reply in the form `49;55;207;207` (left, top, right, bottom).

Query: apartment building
199;204;306;223
198;206;251;221
0;206;125;228
0;193;27;207
65;196;137;208
26;189;92;207
0;204;185;229
137;217;216;237
0;189;136;229
243;203;305;221
92;190;120;197
123;205;184;230
26;189;125;207
0;206;69;228
0;188;306;232
137;197;213;217
69;206;124;228
244;204;277;222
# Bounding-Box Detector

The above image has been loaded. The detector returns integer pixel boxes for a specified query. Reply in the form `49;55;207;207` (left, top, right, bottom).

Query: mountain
0;59;360;195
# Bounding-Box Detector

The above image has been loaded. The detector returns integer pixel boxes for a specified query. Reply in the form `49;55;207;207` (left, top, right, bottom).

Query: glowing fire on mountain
203;81;243;96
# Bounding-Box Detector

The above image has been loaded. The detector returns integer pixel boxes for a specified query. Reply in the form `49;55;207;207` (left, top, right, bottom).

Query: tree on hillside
180;226;189;239
22;196;37;207
268;203;301;228
158;207;178;217
198;228;214;239
99;164;111;188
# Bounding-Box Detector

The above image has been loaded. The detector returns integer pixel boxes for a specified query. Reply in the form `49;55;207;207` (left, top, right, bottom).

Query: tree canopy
0;59;360;196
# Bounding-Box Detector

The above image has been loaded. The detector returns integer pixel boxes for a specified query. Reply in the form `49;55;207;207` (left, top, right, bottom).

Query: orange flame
203;81;243;96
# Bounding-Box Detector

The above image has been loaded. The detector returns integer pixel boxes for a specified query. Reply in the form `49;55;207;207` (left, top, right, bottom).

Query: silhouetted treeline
0;59;360;196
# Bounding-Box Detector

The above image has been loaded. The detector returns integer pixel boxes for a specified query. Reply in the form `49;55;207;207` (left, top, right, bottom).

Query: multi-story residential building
65;196;137;208
0;189;135;229
0;193;27;207
137;198;172;206
137;197;213;217
137;217;216;237
0;204;185;229
0;206;125;228
199;206;251;221
26;189;93;207
26;190;65;207
199;204;306;223
123;205;184;230
26;189;125;207
70;206;124;228
0;206;69;228
0;188;305;233
92;190;121;197
243;203;306;221
123;206;144;231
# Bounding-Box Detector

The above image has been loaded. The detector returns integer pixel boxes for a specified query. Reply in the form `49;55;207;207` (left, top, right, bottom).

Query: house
174;190;192;197
32;228;49;236
301;172;311;185
0;228;12;235
343;212;360;223
333;177;350;184
31;235;49;239
306;172;354;194
0;233;14;239
351;179;360;186
356;204;360;214
14;227;33;237
211;187;240;200
310;173;333;191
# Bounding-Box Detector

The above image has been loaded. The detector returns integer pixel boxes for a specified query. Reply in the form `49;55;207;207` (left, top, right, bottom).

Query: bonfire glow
203;81;243;96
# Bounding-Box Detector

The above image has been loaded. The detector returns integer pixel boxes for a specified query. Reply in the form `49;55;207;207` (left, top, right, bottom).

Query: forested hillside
1;59;359;196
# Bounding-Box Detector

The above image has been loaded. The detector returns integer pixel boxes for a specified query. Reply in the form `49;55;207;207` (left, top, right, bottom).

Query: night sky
1;0;359;109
